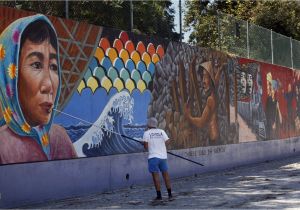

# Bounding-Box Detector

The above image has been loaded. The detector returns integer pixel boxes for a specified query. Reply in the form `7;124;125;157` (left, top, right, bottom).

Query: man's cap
147;117;158;128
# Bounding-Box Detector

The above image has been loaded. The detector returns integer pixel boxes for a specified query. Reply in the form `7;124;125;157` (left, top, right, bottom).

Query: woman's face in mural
18;39;59;126
203;70;211;91
240;71;247;94
288;83;292;93
246;73;253;95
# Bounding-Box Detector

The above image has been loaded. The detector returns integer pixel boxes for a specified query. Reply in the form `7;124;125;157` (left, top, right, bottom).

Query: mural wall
0;6;299;165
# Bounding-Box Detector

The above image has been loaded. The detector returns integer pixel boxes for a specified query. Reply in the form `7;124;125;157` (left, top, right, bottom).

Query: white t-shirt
143;128;169;159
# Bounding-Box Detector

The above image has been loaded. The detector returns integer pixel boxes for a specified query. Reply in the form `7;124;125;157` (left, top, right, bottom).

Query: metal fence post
271;29;274;64
179;0;182;42
130;0;133;32
217;11;221;50
247;20;249;58
65;0;69;19
290;37;294;69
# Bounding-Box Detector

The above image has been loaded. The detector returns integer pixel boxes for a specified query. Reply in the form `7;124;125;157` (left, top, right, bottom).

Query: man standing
143;117;172;201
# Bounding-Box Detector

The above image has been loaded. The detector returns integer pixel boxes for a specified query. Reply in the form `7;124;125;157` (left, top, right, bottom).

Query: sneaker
150;197;164;206
155;196;162;201
168;195;174;201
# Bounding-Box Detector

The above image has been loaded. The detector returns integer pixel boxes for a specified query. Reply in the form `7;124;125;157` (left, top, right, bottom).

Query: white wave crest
74;91;134;157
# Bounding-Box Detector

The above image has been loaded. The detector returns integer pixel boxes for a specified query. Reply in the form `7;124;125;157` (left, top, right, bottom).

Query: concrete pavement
24;155;300;209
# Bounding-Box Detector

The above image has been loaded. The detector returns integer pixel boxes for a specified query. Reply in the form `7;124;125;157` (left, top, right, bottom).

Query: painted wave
72;91;144;157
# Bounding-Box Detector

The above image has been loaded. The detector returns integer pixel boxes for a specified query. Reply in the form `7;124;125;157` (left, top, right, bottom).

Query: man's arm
143;141;148;151
165;139;171;150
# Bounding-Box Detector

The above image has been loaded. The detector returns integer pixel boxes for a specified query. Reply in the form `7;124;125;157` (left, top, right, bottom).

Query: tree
251;1;300;40
184;0;300;45
0;0;180;41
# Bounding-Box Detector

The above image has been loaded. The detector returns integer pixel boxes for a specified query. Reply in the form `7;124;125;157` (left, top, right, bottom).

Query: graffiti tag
184;146;226;157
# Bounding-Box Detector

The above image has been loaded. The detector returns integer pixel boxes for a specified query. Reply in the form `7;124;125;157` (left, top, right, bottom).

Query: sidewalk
24;155;300;209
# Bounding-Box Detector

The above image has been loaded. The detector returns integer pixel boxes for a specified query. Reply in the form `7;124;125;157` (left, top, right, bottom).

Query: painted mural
235;58;300;142
0;6;300;165
147;43;238;148
55;27;168;157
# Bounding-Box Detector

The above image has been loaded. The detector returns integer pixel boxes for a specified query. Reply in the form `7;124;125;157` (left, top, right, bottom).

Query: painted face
240;71;247;94
18;39;59;126
203;70;211;91
288;83;292;92
246;73;253;95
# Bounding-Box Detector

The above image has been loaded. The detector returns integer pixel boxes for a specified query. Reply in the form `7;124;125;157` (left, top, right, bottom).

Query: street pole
65;0;69;19
130;0;133;32
179;0;182;42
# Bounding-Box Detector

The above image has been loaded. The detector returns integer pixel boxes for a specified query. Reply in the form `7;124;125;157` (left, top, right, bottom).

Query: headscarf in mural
0;14;61;159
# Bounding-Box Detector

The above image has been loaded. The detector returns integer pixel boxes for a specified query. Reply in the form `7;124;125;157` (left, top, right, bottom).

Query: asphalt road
24;155;300;209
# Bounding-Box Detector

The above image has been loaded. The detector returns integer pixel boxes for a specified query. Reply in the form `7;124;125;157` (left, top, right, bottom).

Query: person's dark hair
20;19;57;51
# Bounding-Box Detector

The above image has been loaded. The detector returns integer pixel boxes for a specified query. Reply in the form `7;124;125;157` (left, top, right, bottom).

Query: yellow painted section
137;80;146;93
152;53;160;64
77;80;86;94
87;76;99;93
125;79;135;94
131;50;141;66
113;78;125;92
8;63;17;79
94;47;105;63
142;52;151;66
42;134;49;146
106;48;118;63
3;106;12;123
21;122;31;133
101;76;113;92
119;49;130;63
0;44;6;60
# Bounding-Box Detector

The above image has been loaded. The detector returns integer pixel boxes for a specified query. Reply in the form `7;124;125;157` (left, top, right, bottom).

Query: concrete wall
0;6;300;209
1;137;299;208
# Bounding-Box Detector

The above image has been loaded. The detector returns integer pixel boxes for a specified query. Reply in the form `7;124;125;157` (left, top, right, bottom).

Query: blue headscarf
0;14;61;160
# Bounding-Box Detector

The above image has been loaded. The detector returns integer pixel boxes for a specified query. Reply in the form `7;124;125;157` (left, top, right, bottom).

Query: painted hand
184;103;191;119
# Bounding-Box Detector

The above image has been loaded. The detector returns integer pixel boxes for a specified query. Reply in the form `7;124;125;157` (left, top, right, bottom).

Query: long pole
54;109;204;167
121;134;204;166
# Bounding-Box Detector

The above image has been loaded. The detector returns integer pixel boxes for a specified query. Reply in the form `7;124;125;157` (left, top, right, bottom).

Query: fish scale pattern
77;31;165;94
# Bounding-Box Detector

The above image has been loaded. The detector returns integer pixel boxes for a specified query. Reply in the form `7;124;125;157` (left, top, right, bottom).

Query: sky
171;0;191;43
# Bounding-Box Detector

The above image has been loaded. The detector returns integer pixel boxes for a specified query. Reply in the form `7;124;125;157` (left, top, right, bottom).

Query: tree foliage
0;0;180;41
184;0;300;47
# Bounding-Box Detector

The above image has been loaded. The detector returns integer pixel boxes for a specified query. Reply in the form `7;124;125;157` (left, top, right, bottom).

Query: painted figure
295;84;300;132
143;117;172;201
184;61;219;143
265;73;282;139
284;83;295;131
240;71;247;95
251;65;266;138
0;15;77;164
246;73;253;95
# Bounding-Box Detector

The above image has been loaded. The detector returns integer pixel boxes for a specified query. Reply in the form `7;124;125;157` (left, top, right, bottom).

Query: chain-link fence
217;12;300;69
